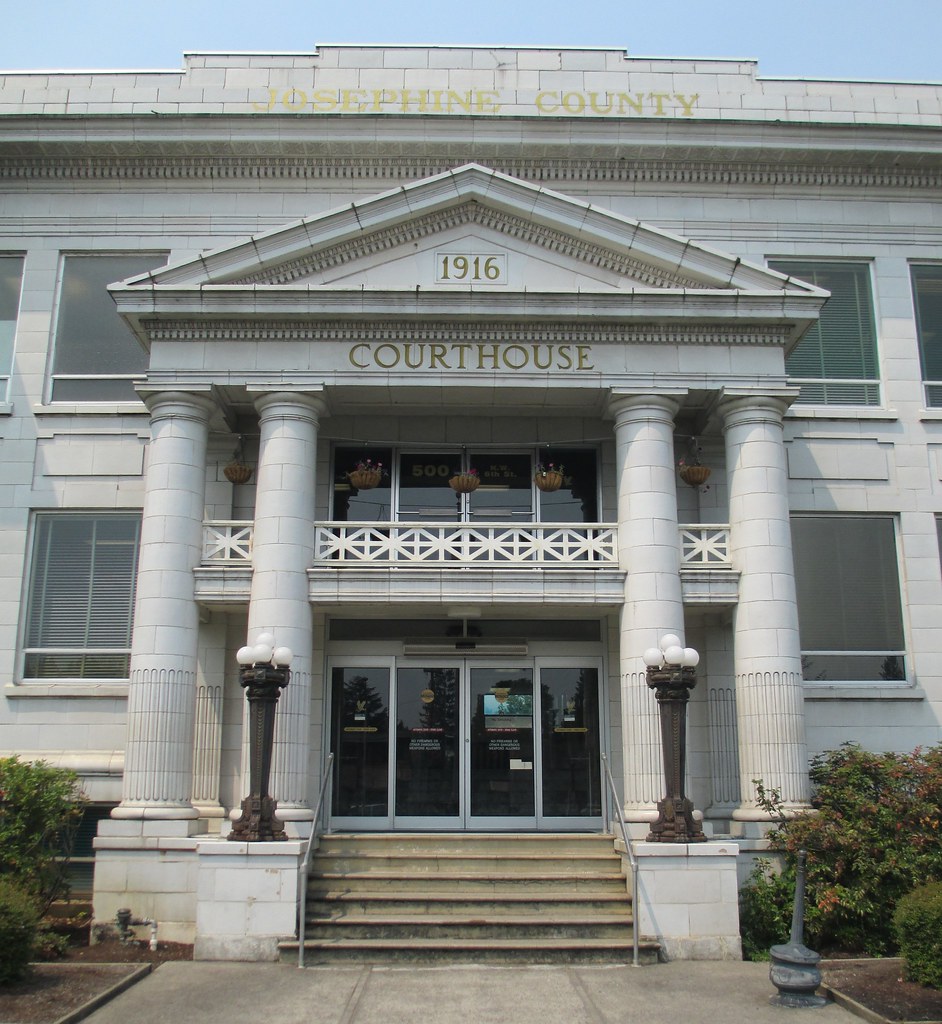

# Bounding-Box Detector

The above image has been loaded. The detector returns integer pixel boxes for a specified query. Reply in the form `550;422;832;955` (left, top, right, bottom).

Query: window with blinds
769;260;880;406
791;515;905;683
911;265;942;407
23;513;141;680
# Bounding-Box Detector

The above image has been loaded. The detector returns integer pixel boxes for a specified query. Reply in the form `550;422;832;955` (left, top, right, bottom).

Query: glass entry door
330;659;602;830
468;667;535;826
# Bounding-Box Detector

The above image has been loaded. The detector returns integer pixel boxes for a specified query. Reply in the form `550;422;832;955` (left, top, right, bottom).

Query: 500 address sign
435;252;507;284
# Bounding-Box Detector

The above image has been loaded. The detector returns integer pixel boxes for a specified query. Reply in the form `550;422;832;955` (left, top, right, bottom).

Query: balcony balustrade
202;521;732;570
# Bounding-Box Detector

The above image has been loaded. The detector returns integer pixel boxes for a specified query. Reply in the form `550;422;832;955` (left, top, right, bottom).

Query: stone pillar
720;392;810;818
609;393;686;822
243;391;323;821
114;391;215;821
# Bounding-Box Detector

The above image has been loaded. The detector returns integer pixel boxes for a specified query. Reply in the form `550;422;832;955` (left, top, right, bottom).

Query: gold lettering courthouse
349;343;595;372
253;88;699;117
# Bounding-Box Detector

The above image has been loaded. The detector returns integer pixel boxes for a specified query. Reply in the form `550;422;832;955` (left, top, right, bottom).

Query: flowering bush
739;743;942;958
536;462;564;475
351;458;384;473
453;467;478;477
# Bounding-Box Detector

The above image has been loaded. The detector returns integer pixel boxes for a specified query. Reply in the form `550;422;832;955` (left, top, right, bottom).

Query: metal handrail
297;751;334;968
601;752;640;967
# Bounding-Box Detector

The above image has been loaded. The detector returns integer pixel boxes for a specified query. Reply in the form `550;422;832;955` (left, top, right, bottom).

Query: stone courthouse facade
1;46;941;956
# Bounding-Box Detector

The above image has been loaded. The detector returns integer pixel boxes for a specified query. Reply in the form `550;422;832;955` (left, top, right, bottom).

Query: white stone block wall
634;842;743;961
93;822;199;944
194;839;304;961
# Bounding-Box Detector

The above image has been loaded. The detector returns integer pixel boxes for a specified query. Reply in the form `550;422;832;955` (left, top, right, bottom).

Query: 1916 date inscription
435;252;506;284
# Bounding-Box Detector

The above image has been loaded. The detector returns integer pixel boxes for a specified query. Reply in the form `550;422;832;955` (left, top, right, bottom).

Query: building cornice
140;319;793;348
3;154;942;191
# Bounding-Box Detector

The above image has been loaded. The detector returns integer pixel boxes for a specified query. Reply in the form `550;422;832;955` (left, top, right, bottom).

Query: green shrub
738;858;794;961
894;882;942;989
740;743;942;958
0;756;86;913
0;877;40;985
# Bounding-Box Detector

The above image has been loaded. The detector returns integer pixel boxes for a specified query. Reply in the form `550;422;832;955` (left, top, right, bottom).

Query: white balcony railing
314;522;618;565
202;521;732;569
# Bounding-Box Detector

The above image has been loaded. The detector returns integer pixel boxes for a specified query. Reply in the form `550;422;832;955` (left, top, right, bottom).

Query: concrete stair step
305;892;630;916
302;915;632;941
282;936;660;965
307;871;626;894
316;833;618;857
313;853;620;875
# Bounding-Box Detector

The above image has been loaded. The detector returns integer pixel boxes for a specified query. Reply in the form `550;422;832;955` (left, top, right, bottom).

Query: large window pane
332;447;393;521
912;265;942;407
770;261;879;406
23;513;141;680
791;516;905;682
398;452;461;520
0;256;24;400
536;448;598;523
51;254;166;401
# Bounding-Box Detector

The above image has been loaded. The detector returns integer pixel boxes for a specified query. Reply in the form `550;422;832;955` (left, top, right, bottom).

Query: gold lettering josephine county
254;87;698;117
348;342;594;372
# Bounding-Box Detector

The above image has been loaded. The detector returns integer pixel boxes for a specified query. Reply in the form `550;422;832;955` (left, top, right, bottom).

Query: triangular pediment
116;163;822;299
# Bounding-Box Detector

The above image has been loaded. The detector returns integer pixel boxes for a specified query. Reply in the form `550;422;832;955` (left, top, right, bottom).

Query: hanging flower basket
535;470;564;492
449;471;480;494
224;461;253;485
347;468;383;490
678;464;711;488
534;464;564;492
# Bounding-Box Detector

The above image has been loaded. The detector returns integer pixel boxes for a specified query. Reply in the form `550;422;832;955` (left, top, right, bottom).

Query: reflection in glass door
331;666;390;818
468;668;535;824
395;667;460;825
539;666;602;823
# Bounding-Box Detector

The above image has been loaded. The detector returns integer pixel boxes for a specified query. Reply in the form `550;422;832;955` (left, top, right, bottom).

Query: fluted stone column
114;391;215;821
609;393;686;822
243;391;324;821
720;392;810;818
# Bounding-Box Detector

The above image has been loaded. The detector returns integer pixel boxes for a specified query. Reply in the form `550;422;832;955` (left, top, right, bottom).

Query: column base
731;802;810;822
110;803;200;821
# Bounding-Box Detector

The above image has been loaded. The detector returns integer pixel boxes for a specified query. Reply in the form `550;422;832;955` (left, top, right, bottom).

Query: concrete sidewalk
84;960;860;1024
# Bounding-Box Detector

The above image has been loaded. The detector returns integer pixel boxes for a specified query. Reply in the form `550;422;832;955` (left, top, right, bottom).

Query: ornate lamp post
228;633;293;842
642;634;706;843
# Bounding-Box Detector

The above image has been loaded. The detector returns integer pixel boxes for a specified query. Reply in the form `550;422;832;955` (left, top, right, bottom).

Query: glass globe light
659;633;682;653
236;645;255;665
273;646;293;667
255;632;276;650
252;641;274;664
682;647;700;668
642;647;663;668
663;645;685;665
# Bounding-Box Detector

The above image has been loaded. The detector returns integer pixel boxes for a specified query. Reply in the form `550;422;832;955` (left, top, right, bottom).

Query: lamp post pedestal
228;662;290;843
645;665;706;843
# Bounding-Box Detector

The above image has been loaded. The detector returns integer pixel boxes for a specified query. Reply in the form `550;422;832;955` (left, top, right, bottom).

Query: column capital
717;389;798;430
143;389;216;422
252;390;328;424
606;391;684;425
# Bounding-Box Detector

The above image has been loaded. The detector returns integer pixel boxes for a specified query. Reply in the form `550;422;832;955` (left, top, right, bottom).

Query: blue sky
1;0;940;82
